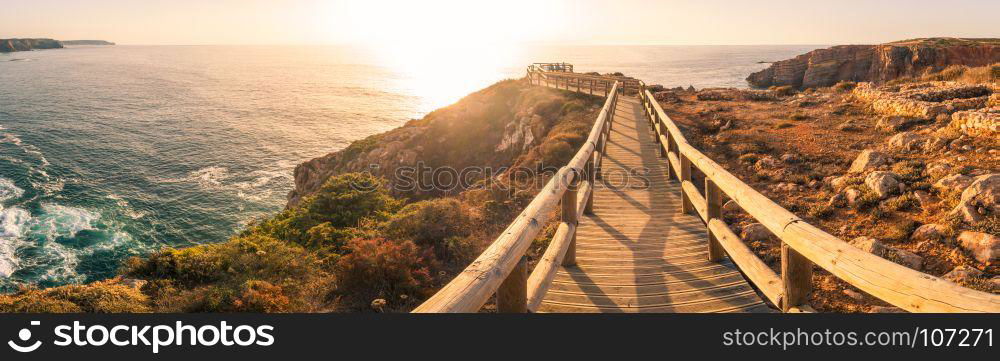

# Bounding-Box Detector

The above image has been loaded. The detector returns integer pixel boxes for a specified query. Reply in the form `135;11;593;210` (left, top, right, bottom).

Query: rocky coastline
747;38;1000;89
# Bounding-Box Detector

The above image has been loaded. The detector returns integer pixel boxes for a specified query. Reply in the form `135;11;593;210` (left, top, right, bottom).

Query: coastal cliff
288;79;602;206
62;40;115;46
747;38;1000;88
0;38;63;52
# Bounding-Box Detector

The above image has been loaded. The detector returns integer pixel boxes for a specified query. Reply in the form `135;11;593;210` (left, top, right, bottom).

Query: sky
1;0;998;46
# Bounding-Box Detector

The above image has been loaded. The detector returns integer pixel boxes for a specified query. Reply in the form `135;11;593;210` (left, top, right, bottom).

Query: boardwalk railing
414;63;1000;313
412;77;620;313
636;81;1000;313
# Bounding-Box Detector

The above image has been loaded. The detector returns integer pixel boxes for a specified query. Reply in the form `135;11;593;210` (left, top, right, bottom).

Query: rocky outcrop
287;80;600;207
747;38;1000;89
0;38;63;52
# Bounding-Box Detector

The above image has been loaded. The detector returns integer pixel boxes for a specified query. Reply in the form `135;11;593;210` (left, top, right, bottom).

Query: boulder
830;176;851;190
956;174;1000;215
925;162;954;179
957;231;1000;264
848;150;891;173
887;132;936;152
942;265;984;283
754;156;781;171
864;171;899;198
741;223;771;242
933;174;973;194
850;236;922;270
780;153;800;163
910;224;946;242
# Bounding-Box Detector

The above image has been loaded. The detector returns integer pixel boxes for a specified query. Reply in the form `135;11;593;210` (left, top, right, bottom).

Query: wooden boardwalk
538;96;771;313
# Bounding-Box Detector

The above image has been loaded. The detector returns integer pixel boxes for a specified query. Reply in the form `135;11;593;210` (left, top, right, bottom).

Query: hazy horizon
2;0;998;47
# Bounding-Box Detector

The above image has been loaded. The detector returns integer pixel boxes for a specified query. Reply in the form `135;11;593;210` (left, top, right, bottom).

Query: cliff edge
0;38;63;52
748;38;1000;89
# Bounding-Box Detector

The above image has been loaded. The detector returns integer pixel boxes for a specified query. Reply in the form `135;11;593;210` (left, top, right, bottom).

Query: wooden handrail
637;83;1000;313
413;80;620;313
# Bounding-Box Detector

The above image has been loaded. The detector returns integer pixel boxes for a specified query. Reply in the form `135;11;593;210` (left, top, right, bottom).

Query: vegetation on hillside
1;79;602;313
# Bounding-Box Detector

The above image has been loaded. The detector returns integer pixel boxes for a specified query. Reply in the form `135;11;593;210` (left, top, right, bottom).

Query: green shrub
807;203;835;219
891;160;925;183
125;235;332;312
884;193;918;212
247;173;402;247
384;198;473;261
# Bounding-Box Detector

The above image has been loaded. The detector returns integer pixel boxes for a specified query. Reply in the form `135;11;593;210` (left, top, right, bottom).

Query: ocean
0;44;820;290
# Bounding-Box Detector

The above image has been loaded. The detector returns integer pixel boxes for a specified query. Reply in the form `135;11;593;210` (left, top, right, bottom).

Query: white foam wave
0;207;31;277
0;178;25;202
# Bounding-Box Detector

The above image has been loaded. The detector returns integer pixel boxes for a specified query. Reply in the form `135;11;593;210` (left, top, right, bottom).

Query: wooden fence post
781;243;813;312
679;154;693;214
705;179;724;262
497;256;528;313
561;174;579;266
584;158;595;214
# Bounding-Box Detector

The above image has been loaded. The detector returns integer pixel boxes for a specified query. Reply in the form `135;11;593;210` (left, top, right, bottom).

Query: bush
124;235;332;312
774;122;794;129
0;280;149;313
384;198;473;261
833;81;857;92
891;160;925;183
807;203;835;219
334;238;436;310
770;85;796;96
247;173;402;247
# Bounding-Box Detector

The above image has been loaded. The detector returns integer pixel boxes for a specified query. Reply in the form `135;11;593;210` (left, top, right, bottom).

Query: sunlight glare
340;0;570;112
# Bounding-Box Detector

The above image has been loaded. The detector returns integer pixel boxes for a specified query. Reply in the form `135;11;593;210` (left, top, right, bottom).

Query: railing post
679;154;693;214
561;174;579;266
584;158;595;214
705;179;724;262
497;256;528;313
781;243;813;312
666;135;677;180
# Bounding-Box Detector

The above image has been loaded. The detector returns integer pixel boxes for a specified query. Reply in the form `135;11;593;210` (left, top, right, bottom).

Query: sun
335;0;570;112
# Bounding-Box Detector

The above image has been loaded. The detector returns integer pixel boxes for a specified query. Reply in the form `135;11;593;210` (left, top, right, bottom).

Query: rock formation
747;38;1000;89
0;38;63;52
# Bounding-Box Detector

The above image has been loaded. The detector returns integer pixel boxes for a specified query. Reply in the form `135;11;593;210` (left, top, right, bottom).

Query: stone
956;174;1000;215
952;203;984;224
850;237;887;255
910;224;946;242
913;190;937;209
864;171;899;198
925;162;954;179
887;132;935;152
933;174;973;194
891;249;924;270
722;200;741;214
848;150;890;173
370;298;387;311
754;156;780;171
843;289;864;301
957;231;1000;264
876;115;920;132
850;237;922;270
741;223;771;242
771;182;802;193
780;153;800;163
942;265;984;283
828;193;847;208
830;176;851;190
845;188;863;206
